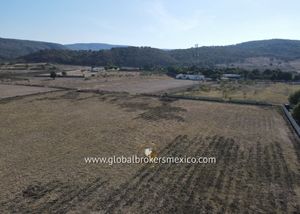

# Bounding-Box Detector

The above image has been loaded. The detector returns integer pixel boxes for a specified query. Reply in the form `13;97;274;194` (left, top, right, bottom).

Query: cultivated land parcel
0;87;300;213
0;64;300;213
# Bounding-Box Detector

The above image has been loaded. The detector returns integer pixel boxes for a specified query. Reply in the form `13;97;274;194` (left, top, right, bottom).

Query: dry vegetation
0;84;58;99
0;90;300;213
177;82;300;104
217;57;300;71
2;75;196;94
0;63;197;94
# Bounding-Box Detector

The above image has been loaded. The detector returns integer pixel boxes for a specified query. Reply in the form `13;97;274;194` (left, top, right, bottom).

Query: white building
221;74;241;80
91;67;105;72
176;74;205;81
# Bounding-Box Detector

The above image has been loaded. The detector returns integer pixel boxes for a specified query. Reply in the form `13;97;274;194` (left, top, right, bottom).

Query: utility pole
193;44;200;64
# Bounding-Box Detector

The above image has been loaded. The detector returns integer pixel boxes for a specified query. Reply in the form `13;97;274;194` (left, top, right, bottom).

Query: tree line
166;66;300;81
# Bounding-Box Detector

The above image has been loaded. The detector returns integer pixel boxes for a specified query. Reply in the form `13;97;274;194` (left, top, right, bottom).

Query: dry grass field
177;82;300;104
7;75;197;94
0;84;58;99
0;63;197;94
0;90;300;213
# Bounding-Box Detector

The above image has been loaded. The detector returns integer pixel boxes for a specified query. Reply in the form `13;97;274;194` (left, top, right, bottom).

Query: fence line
142;93;274;107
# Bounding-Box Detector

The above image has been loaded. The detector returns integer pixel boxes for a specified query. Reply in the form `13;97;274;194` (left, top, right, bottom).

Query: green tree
294;74;300;81
277;71;292;81
292;103;300;122
289;90;300;106
50;71;57;79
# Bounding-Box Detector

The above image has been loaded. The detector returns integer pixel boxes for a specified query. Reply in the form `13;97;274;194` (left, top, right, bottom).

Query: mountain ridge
65;43;129;51
0;37;66;59
2;37;300;70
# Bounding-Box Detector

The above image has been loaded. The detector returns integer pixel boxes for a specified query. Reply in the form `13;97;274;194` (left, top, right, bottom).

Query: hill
65;43;128;51
21;47;176;67
16;39;300;69
0;37;65;60
170;39;300;66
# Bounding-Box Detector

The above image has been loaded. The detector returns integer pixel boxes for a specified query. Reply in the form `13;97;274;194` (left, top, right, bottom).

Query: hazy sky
1;0;300;48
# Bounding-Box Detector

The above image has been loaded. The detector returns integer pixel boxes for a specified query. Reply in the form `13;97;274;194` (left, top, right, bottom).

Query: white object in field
175;74;205;80
144;148;152;157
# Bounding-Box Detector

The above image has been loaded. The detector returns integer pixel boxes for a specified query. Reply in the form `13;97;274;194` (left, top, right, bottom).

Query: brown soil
0;91;299;213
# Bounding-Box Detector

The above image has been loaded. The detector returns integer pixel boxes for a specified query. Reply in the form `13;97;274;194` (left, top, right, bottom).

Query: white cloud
144;0;213;34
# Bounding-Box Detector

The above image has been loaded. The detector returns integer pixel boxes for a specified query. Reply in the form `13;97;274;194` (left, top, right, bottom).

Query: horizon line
1;36;300;50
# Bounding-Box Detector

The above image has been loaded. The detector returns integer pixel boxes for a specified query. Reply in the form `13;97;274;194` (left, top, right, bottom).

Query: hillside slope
22;47;176;67
17;39;300;69
0;37;65;59
170;39;300;66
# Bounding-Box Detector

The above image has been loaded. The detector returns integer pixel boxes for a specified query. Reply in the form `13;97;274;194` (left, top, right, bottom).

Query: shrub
292;103;300;122
289;90;300;106
50;71;56;79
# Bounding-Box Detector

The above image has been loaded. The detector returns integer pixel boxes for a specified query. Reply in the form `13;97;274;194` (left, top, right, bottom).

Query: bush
289;90;300;106
292;103;300;122
50;71;56;79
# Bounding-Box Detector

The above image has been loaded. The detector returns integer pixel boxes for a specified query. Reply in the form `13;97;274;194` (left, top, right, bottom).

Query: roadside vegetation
288;89;300;122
